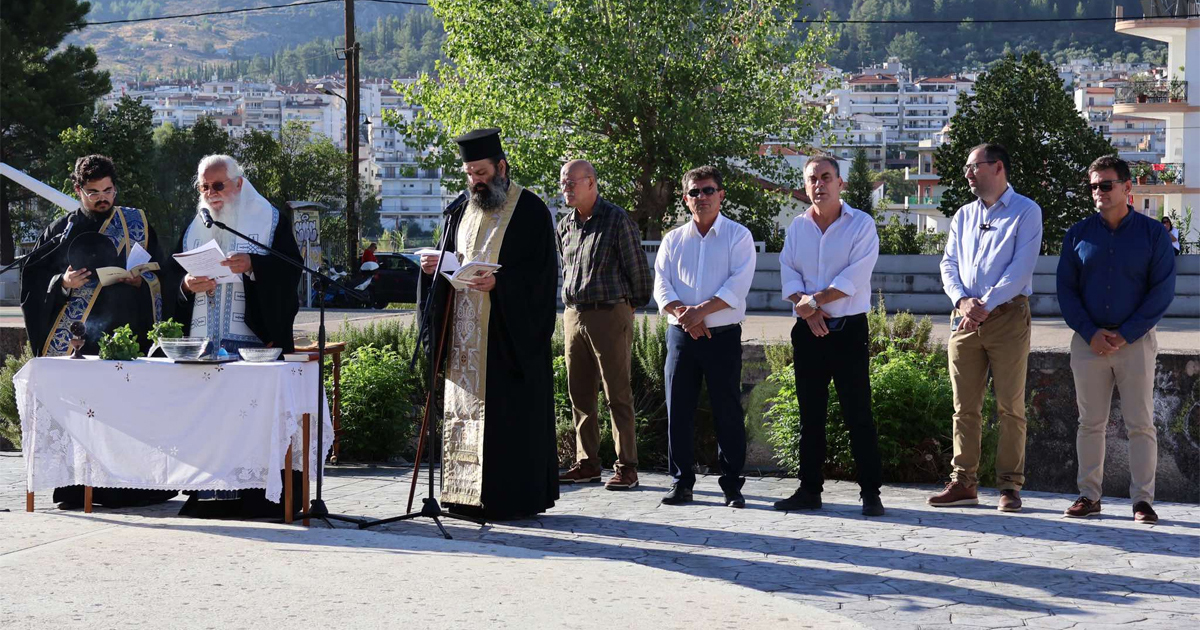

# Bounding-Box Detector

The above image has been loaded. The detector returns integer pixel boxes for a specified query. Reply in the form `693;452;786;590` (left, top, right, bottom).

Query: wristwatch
800;295;819;311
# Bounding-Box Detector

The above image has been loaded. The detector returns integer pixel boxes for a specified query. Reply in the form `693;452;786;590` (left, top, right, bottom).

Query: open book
95;243;161;286
171;239;240;284
443;261;501;290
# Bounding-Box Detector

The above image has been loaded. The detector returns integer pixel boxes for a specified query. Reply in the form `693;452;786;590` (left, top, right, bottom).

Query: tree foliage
933;52;1114;253
843;148;875;215
1;0;110;262
391;0;837;241
238;121;348;211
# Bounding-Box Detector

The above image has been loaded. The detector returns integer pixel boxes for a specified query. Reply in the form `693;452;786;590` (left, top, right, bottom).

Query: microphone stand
205;216;368;528
2;215;78;276
358;193;485;538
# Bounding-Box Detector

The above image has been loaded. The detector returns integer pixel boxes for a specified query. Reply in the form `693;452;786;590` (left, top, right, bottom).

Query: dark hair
806;154;840;178
1161;216;1173;227
969;143;1011;177
682;165;723;190
72;154;118;187
1087;155;1132;182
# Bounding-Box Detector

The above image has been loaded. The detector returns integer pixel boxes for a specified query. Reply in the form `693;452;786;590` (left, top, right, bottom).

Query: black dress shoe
862;494;885;517
774;487;821;511
660;484;693;505
724;489;745;509
56;501;83;510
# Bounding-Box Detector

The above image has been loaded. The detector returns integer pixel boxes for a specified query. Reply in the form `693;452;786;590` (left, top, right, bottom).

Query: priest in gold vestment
417;128;559;520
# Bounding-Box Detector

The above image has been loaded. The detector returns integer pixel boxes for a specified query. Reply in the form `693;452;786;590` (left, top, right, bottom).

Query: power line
84;0;342;26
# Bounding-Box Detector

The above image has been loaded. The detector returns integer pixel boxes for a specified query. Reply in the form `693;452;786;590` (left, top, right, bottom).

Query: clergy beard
471;175;509;212
198;192;244;250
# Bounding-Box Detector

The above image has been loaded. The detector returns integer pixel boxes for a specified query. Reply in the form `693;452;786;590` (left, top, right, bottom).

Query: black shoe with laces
861;494;885;517
773;487;821;511
660;484;693;505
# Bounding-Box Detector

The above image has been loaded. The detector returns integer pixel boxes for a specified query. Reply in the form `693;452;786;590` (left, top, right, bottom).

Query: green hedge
0;348;32;449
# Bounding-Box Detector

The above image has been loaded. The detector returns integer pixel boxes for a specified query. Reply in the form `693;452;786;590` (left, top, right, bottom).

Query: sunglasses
686;186;720;198
1088;179;1127;192
197;179;235;193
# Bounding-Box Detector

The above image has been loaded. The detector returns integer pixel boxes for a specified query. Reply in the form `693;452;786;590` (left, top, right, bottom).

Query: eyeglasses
962;161;998;176
1088;179;1128;192
559;177;591;190
197;179;235;193
81;187;116;199
686;186;721;198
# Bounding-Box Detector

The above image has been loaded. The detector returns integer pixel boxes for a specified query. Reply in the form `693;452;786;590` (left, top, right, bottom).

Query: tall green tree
236;121;348;212
843;148;875;215
1;0;110;262
933;52;1115;253
151;117;234;250
392;0;837;242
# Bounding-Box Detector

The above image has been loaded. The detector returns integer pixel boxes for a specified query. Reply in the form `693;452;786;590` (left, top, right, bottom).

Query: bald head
560;159;599;215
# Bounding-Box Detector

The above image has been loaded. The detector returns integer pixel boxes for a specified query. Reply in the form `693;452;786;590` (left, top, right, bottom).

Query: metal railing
1114;80;1188;104
1138;0;1199;18
905;196;943;205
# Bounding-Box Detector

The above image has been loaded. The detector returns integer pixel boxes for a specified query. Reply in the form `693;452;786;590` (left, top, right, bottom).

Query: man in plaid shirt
556;159;653;490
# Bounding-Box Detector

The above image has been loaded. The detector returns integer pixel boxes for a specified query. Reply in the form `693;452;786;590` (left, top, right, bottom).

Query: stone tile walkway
3;455;1197;629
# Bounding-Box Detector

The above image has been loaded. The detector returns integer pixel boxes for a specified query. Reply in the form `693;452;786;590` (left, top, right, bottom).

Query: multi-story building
894;138;952;233
1113;2;1199;243
813;114;889;171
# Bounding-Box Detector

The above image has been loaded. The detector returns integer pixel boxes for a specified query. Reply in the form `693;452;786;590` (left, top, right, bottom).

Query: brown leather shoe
1133;501;1159;524
558;462;602;484
927;481;979;507
604;466;639;490
998;489;1022;512
1064;496;1102;518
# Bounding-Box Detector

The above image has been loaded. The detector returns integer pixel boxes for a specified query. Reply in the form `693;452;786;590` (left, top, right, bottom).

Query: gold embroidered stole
42;207;163;356
440;184;522;507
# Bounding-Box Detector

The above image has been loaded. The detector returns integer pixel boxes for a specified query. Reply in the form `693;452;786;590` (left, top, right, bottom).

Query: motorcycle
310;261;377;308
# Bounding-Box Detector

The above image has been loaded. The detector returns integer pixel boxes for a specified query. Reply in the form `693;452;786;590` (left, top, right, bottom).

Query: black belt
673;323;740;335
570;301;625;312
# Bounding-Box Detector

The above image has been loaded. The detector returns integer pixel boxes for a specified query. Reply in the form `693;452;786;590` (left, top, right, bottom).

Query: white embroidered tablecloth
15;356;334;503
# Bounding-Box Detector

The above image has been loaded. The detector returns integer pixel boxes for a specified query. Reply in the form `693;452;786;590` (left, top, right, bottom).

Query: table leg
332;354;341;464
284;444;294;524
26;492;34;513
302;412;311;527
84;486;93;514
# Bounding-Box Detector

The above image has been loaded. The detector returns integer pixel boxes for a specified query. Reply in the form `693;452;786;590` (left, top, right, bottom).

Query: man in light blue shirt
930;143;1042;513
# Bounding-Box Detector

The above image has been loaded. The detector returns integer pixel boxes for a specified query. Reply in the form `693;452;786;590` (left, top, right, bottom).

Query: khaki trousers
1069;329;1158;504
948;296;1031;490
564;305;638;469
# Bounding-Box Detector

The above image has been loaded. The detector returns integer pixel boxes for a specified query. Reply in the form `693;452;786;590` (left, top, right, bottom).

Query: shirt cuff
714;287;740;311
1117;323;1147;345
827;275;858;299
945;286;967;309
781;281;805;303
656;290;681;314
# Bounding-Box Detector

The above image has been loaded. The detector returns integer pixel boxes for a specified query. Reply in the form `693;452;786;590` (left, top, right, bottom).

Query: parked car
369;252;421;308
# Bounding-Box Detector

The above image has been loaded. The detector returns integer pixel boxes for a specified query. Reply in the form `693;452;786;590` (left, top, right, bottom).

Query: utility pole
343;0;361;272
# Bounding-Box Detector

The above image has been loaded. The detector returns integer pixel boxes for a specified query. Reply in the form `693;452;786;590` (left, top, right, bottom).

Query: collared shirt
653;212;756;328
779;201;879;318
940;184;1043;309
1057;207;1176;344
556;197;653;307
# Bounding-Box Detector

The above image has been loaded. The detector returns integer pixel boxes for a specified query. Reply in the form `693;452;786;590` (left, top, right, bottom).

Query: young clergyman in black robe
417;128;559;520
171;154;302;518
20;154;178;509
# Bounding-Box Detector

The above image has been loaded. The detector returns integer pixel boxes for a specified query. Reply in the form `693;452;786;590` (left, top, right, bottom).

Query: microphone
199;206;214;228
58;215;77;242
979;223;993;231
443;191;468;216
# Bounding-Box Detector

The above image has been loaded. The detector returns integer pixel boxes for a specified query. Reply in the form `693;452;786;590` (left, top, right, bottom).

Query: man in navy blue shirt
1057;156;1175;524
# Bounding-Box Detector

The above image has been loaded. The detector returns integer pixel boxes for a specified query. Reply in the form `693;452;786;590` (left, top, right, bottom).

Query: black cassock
20;206;178;508
419;187;560;520
170;208;303;519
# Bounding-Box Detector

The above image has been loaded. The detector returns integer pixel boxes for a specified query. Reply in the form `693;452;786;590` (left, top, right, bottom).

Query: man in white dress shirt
929;143;1042;512
771;156;885;517
653;165;756;508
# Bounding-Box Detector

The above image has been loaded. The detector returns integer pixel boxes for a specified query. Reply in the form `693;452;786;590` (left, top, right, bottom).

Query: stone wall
739;343;1199;503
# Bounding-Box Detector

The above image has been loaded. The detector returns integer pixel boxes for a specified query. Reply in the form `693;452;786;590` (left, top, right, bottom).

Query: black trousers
665;324;745;492
791;314;882;497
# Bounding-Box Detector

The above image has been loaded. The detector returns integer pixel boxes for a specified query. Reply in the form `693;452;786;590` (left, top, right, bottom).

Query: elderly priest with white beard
171;154;303;518
418;128;559;521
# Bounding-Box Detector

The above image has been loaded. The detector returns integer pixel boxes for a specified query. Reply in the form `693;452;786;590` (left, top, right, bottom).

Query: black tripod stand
358;193;485;538
204;214;367;528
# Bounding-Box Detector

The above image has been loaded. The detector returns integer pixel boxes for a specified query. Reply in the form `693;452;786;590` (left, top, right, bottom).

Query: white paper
172;239;239;284
415;248;460;273
126;242;151;270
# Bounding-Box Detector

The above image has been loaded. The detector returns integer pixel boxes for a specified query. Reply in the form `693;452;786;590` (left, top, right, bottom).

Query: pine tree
843;148;875;216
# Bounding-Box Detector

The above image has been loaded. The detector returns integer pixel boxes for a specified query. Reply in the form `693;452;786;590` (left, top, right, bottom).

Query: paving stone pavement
3;454;1198;629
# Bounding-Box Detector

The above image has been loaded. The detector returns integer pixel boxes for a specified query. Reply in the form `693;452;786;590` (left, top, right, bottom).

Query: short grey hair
196;154;244;187
805;154;840;178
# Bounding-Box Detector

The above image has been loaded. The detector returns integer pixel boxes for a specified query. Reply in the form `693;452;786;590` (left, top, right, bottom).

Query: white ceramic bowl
238;347;283;362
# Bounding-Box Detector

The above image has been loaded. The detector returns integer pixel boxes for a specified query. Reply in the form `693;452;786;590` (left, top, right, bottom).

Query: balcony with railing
1135;0;1199;18
1114;80;1188;105
1131;162;1185;186
905;195;943;207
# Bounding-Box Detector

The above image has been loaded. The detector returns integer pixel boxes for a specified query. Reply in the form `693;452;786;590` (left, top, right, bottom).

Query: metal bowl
159;337;209;361
238;347;283;362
